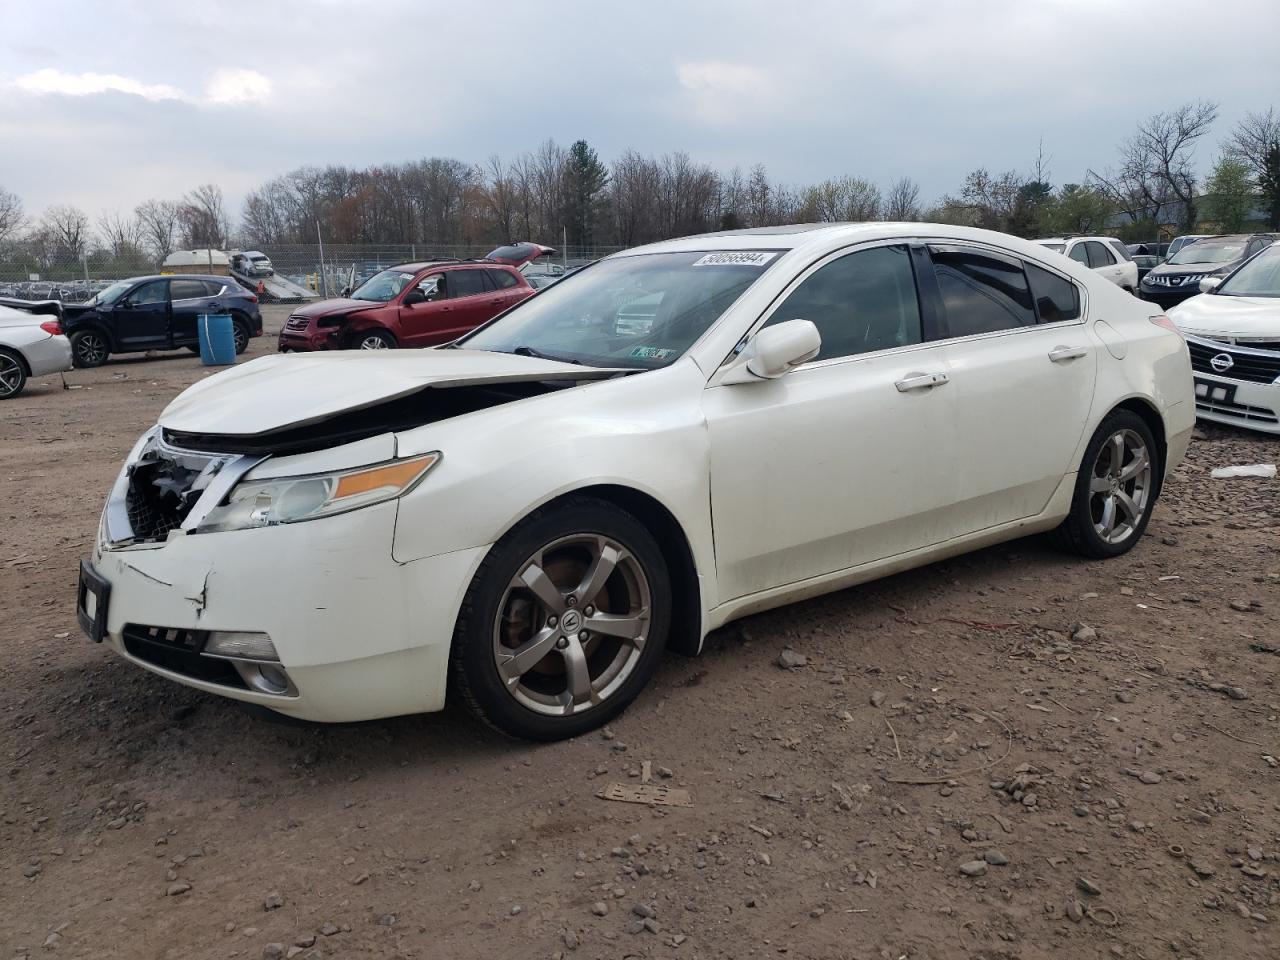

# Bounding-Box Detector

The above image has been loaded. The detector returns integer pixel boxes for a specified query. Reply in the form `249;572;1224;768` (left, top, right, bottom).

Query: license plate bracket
77;560;111;643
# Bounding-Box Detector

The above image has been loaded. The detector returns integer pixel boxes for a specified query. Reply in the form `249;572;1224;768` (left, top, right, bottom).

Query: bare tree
0;186;24;245
97;210;143;257
800;177;881;222
1093;102;1217;231
1229;107;1280;180
179;184;229;248
135;199;180;264
40;204;90;259
883;177;921;221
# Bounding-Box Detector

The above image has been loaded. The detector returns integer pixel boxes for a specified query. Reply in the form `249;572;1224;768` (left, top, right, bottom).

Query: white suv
1035;237;1139;294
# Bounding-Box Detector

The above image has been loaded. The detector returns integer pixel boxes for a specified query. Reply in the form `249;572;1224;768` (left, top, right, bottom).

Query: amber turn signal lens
332;454;439;501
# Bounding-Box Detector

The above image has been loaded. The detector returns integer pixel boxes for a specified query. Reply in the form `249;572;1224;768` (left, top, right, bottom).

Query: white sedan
79;224;1195;740
0;303;73;399
1169;243;1280;434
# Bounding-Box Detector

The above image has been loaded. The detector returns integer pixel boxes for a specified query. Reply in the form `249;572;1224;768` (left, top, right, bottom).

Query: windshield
461;250;781;369
1169;239;1244;265
350;268;417;302
1038;243;1066;253
90;280;133;306
1218;246;1280;297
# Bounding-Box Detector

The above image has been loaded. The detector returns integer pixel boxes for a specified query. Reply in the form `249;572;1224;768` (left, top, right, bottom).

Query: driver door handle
1048;345;1088;363
894;371;949;392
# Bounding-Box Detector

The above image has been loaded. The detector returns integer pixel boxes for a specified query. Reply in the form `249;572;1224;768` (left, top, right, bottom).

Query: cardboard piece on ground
598;782;691;807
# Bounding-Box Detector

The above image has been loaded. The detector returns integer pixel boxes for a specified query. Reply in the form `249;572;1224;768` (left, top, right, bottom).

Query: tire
450;496;672;741
1052;410;1161;559
353;329;396;350
70;330;109;368
232;319;251;355
0;348;27;399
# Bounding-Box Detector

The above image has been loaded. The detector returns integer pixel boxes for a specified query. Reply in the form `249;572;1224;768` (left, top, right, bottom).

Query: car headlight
196;453;440;533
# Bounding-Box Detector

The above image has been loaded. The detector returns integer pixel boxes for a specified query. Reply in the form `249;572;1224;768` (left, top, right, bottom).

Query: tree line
2;102;1277;275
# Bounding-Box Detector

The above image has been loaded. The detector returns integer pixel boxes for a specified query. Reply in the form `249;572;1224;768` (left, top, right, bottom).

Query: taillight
1149;314;1181;336
39;319;62;335
248;294;259;303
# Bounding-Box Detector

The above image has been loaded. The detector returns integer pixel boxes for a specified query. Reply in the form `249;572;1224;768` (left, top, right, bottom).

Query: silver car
0;304;73;399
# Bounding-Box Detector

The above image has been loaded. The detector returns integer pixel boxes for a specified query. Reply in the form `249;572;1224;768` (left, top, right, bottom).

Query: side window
170;279;207;300
487;268;518;289
450;269;488;298
1068;244;1090;265
1108;240;1133;262
762;245;922;361
1025;263;1081;323
929;247;1036;337
415;274;443;300
1086;241;1116;268
128;280;169;305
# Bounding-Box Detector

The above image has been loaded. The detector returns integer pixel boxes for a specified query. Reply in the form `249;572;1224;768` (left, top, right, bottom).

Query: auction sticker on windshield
629;346;677;360
692;252;778;267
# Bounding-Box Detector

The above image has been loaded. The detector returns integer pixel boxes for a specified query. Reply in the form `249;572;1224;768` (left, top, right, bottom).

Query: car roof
388;260;503;273
115;273;237;284
617;222;1110;261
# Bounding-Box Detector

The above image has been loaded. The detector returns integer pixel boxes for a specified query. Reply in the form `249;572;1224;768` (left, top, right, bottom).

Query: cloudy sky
3;0;1278;221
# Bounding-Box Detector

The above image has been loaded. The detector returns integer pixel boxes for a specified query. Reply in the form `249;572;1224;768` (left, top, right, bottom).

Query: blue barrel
198;313;236;366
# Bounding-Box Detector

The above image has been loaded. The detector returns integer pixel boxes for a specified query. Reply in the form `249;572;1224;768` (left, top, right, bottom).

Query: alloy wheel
492;534;652;717
233;324;249;353
0;354;23;397
75;333;106;366
359;335;389;349
1088;428;1152;545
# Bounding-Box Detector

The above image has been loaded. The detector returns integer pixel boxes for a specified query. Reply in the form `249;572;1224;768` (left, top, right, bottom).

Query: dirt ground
2;304;1278;960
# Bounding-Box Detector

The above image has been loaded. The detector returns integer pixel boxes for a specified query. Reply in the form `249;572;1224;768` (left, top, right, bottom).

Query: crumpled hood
1169;295;1280;339
288;297;382;319
1147;261;1231;279
159;349;610;437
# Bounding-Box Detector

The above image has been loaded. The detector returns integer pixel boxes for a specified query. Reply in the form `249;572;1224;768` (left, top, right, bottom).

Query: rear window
1108;240;1133;262
170;279;207;300
930;247;1037;336
487;268;519;289
450;269;489;298
1026;263;1081;323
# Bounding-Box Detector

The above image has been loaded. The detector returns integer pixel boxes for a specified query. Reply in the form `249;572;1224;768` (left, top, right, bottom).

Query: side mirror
340;285;352;297
1198;277;1222;294
722;319;821;384
403;289;427;306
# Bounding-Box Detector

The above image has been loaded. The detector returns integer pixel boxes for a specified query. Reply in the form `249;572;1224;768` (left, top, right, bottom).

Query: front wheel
353;329;396;350
1052;410;1160;558
450;497;671;741
71;330;109;368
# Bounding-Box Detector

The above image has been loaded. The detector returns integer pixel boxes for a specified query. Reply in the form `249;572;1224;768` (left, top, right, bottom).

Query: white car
78;224;1194;740
1034;237;1139;294
0;303;73;399
1169;243;1280;434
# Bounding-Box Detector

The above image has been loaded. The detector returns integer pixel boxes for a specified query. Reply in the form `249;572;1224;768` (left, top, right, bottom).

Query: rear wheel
1052;410;1160;558
354;329;396;350
450;497;671;741
232;319;250;355
0;349;27;399
71;330;109;368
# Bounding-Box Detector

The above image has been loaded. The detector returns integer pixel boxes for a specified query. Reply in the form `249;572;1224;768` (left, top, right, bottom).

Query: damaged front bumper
81;430;489;722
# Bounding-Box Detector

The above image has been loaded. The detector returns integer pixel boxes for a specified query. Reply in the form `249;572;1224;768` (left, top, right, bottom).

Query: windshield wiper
511;345;581;365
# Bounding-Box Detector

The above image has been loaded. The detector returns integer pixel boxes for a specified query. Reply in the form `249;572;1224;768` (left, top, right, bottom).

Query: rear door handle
1048;346;1088;363
894;371;949;392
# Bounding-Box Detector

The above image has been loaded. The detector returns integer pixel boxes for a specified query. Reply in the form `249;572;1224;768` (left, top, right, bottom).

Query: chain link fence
0;242;625;303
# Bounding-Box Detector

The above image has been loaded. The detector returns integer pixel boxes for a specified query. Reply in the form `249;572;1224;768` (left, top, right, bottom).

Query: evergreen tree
1203;155;1254;232
562;140;609;248
1259;141;1280;231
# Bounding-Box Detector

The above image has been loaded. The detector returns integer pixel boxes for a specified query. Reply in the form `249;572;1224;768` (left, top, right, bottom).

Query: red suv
278;243;553;351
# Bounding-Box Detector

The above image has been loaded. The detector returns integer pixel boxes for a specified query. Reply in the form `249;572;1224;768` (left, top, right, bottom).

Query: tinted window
128;280;168;305
1025;263;1081;323
487;268;518;289
1108;240;1133;262
415;274;444;300
450;269;488;298
763;245;922;361
1086;241;1116;268
171;279;208;300
1068;244;1090;265
930;247;1036;336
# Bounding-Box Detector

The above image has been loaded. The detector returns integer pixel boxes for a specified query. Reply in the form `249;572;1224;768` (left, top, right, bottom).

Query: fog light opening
233;660;296;696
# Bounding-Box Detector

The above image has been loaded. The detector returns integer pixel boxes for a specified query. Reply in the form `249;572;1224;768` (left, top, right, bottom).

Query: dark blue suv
62;274;263;367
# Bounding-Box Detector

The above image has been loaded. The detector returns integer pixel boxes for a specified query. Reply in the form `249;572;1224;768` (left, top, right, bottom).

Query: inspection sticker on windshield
629;346;677;360
692;251;777;267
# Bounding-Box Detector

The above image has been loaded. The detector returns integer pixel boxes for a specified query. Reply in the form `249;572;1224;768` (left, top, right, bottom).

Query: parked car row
1139;233;1277;308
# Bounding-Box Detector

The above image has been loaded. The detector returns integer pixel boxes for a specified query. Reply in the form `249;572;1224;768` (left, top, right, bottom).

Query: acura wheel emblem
1209;352;1234;373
